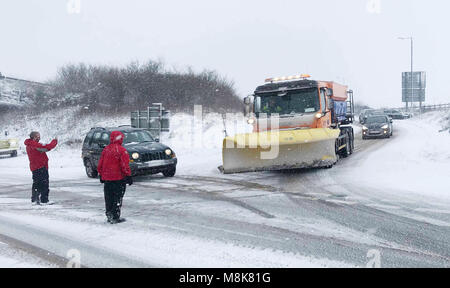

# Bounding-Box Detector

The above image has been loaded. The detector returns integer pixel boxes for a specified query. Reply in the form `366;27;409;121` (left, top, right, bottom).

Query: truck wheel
335;141;340;162
10;150;17;158
324;163;334;169
349;132;354;155
162;167;176;177
85;160;98;178
341;136;350;158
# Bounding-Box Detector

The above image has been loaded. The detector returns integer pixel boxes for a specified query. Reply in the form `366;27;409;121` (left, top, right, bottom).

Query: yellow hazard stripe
224;128;340;148
338;144;347;150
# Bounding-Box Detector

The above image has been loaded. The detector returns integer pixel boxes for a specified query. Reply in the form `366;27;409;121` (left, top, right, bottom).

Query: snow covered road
0;114;449;267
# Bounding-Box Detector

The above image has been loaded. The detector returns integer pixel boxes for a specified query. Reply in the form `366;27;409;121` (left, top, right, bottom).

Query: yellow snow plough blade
221;128;340;174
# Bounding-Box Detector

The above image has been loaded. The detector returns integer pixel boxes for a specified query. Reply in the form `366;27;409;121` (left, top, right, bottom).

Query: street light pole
411;37;415;113
399;37;414;112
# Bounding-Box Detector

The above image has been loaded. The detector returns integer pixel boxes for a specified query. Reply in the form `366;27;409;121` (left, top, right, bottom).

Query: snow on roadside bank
2;108;449;186
0;109;130;148
0;255;48;268
0;109;251;178
0;241;52;268
349;111;450;201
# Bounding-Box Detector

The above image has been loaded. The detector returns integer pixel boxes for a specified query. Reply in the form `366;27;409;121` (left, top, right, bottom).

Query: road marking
414;208;450;215
182;221;285;243
366;204;402;210
325;199;358;206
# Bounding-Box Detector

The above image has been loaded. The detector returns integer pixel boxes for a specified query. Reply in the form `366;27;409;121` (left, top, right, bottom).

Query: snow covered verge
0;109;131;147
0;254;49;268
0;107;251;176
0;78;35;108
347;110;450;202
1;107;448;189
0;239;54;268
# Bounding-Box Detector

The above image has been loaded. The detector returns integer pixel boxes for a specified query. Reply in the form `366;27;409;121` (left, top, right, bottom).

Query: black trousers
32;167;50;203
104;181;126;220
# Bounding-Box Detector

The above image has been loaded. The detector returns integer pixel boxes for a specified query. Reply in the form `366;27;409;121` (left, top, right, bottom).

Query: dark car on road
359;109;376;124
362;115;393;139
359;109;391;124
383;109;411;120
82;127;177;178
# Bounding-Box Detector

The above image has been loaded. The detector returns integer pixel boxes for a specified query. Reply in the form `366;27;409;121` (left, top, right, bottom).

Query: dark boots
104;181;126;224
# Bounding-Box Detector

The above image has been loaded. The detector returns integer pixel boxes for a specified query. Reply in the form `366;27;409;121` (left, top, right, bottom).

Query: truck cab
245;76;354;131
243;75;355;158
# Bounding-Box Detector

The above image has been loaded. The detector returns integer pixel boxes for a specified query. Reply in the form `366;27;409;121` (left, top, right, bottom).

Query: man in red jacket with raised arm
24;131;58;205
97;131;132;224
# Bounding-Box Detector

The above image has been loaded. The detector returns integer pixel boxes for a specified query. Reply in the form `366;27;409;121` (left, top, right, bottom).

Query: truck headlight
247;118;255;125
132;152;140;160
165;149;172;156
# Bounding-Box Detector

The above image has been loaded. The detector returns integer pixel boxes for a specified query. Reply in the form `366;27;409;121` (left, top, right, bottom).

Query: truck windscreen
259;88;320;115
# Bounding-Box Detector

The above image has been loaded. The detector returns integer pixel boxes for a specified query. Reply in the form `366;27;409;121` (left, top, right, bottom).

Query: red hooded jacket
24;138;58;172
97;131;131;181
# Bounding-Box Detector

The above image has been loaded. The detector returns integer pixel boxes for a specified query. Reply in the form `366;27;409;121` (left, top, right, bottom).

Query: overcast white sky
1;0;449;108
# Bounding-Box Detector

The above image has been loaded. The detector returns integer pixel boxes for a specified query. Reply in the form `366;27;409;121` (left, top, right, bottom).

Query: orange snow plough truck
221;75;355;174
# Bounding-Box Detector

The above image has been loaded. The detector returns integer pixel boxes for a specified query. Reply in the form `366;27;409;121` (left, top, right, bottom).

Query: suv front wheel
162;166;176;177
85;159;98;178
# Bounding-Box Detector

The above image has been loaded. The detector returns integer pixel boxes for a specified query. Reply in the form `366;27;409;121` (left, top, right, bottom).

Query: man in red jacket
97;131;132;224
24;131;58;205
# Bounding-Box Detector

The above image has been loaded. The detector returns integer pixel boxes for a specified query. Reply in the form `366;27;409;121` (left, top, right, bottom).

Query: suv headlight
381;124;389;129
362;126;368;130
165;149;172;156
132;152;140;160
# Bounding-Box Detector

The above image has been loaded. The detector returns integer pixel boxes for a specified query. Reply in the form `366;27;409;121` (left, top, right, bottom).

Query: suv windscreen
123;131;154;145
91;132;103;147
100;132;110;146
366;116;388;124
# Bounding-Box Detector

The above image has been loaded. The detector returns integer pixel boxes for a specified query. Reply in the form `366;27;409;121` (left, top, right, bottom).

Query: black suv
82;127;177;178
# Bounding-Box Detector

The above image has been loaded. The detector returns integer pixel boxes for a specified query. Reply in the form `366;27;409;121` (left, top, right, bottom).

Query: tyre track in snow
165;128;450;266
272;128;450;266
0;176;278;219
136;128;449;266
282;189;450;266
1;124;449;267
0;214;155;268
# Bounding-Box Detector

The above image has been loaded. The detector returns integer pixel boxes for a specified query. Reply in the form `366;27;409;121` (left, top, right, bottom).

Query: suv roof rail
90;127;106;130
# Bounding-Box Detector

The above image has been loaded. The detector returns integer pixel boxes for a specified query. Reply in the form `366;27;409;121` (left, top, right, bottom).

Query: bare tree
44;60;242;115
